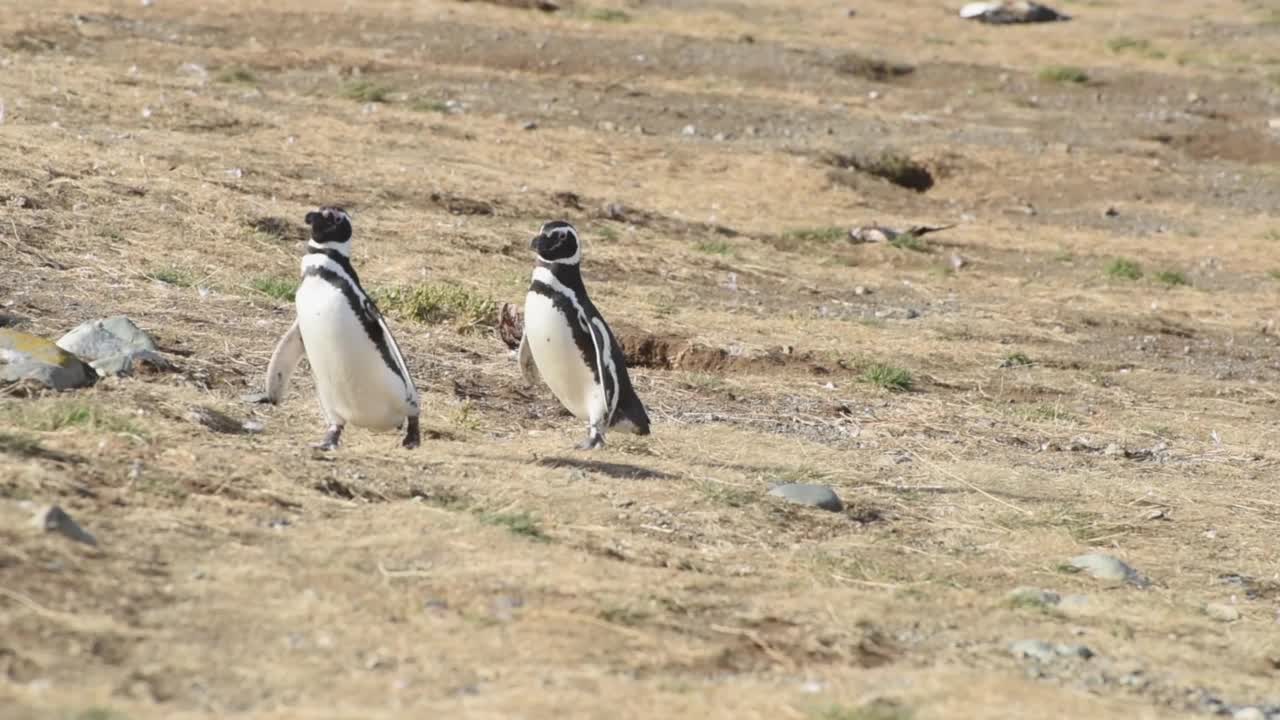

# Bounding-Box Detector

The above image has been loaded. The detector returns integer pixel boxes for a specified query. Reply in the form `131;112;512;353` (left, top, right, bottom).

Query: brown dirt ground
2;0;1280;718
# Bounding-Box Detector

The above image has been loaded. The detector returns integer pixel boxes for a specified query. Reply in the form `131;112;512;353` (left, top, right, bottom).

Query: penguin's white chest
524;291;601;420
296;277;408;430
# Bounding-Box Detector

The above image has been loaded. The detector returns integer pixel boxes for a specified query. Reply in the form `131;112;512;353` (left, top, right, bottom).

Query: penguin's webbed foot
312;424;343;451
402;416;421;449
576;428;605;451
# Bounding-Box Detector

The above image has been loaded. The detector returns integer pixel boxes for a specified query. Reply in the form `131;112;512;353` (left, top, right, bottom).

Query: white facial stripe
308;238;353;257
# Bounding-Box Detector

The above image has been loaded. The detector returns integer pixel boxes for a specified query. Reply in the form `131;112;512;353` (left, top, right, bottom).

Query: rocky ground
2;0;1280;718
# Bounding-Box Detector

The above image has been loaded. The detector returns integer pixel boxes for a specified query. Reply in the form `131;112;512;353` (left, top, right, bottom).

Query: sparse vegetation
216;65;256;84
782;227;846;244
585;8;631;22
1154;269;1189;286
862;363;912;392
410;98;450;113
341;79;393;103
1268;270;1280;280
999;352;1033;368
695;239;734;256
1105;257;1143;280
832;52;915;81
1106;36;1165;59
145;266;196;287
811;700;913;720
373;283;497;332
1038;65;1090;84
480;511;548;541
249;276;299;302
8;401;143;437
1012;403;1076;424
888;232;928;252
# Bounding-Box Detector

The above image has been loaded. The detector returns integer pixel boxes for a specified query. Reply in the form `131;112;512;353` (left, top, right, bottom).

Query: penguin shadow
537;456;676;481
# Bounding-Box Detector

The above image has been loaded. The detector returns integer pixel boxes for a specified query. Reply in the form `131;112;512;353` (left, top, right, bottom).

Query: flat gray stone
1068;553;1148;587
57;316;156;362
0;329;97;390
1205;602;1241;623
1009;639;1056;662
767;483;843;512
29;505;97;546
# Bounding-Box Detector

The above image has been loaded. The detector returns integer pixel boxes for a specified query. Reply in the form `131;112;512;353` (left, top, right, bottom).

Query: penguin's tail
611;389;651;435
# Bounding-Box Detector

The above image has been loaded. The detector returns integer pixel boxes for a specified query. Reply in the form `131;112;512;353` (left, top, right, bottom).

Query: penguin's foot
312;424;343;451
402;416;421;449
576;428;605;451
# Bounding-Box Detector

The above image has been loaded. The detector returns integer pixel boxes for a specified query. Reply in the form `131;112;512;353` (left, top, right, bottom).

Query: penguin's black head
531;220;580;265
304;207;353;255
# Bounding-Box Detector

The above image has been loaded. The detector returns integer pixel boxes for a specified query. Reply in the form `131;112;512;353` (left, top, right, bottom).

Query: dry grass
1;0;1279;718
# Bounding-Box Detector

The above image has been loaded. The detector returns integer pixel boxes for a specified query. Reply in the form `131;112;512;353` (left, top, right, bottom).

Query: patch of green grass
862;363;912;392
1038;65;1090;84
1268;270;1280;281
888;232;928;252
585;8;631;22
1105;257;1143;281
410;98;449;113
695;479;756;508
596;224;620;242
340;79;393;103
249;276;298;302
1106;36;1165;59
215;65;256;84
783;227;846;244
1263;229;1280;242
1154;269;1189;287
999;351;1033;369
373;283;497;332
695;239;734;256
1012;403;1076;424
480;512;548;542
0;431;42;457
145;266;196;287
10;402;143;437
599;604;652;626
1053;248;1074;262
1006;592;1059;613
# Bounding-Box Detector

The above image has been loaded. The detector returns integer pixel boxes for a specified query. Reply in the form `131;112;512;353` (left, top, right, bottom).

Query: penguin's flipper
517;331;541;385
265;320;305;404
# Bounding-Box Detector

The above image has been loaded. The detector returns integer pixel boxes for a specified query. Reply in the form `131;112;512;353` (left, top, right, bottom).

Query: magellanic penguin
264;207;420;450
519;220;650;449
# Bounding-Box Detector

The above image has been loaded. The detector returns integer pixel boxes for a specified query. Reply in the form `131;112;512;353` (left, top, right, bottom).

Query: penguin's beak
530;234;542;251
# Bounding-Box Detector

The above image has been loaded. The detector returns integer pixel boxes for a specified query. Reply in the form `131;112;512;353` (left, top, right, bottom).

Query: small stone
681;124;697;136
90;349;172;377
867;90;880;100
1205;602;1240;623
1010;639;1056;662
1058;595;1090;613
712;132;728;142
598;121;616;132
1233;708;1264;720
0;329;97;390
846;8;857;17
520;121;538;131
1103;207;1119;217
1103;442;1125;457
853;285;870;296
1055;643;1094;660
767;483;843;512
1187;91;1202;104
950;254;967;271
1068;553;1147;586
30;505;97;546
1267;118;1280;131
241;419;265;434
241;392;272;404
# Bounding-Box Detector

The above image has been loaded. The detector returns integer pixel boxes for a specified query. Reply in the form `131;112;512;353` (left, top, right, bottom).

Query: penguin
263;207;420;450
519;220;650;449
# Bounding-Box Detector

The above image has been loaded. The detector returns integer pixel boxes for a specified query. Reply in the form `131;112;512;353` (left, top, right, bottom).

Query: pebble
767;483;843;512
1205;602;1240;623
949;254;967;271
520;121;538;131
853;286;870;296
681;124;697;136
1267;118;1280;131
1010;639;1094;662
0;328;97;390
1234;708;1265;720
29;504;98;546
1068;553;1147;586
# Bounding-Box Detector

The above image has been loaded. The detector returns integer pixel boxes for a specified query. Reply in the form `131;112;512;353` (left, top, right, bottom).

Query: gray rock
1010;639;1056;662
90;349;173;377
29;505;97;546
1234;708;1265;720
1205;602;1240;623
767;483;843;512
57;316;165;377
57;316;156;362
0;329;97;390
1058;594;1091;613
1068;553;1148;587
1055;643;1094;659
